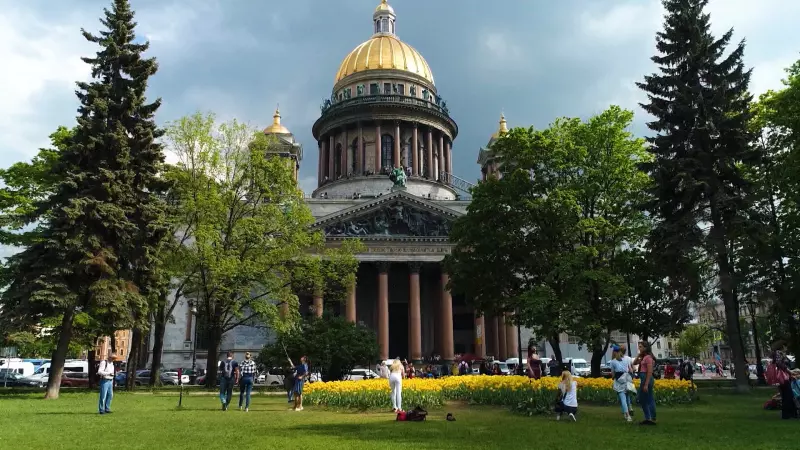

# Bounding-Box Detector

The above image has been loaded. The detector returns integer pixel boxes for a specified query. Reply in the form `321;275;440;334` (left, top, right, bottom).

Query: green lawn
0;390;795;449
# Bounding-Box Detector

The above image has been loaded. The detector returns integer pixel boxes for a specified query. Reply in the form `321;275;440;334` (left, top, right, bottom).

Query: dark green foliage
257;317;378;382
637;0;755;390
0;0;164;398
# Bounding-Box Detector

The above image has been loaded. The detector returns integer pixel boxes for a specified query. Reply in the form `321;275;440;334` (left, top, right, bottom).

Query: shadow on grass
289;421;469;446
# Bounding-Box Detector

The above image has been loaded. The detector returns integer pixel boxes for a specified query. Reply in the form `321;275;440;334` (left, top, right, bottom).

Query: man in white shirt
97;353;116;414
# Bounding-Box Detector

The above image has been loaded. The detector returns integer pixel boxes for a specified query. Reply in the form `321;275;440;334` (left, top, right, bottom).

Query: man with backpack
218;352;239;411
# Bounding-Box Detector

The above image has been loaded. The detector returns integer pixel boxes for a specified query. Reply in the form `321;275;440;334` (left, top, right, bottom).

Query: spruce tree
637;0;756;390
0;0;164;398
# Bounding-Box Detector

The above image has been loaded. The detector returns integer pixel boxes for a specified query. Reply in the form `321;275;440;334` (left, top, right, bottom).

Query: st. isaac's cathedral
154;0;520;368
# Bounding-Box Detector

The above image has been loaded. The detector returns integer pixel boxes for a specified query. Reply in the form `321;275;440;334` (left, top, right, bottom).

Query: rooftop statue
389;167;407;188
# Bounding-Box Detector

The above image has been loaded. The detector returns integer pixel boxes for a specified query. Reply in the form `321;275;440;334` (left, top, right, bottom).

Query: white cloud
136;0;258;54
476;31;528;73
578;2;661;43
574;0;800;111
0;8;93;161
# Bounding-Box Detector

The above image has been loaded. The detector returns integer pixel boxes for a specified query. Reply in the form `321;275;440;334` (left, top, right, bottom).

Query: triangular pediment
313;190;463;239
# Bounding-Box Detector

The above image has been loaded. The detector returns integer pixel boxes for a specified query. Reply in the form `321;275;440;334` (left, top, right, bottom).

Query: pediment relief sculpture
324;201;452;238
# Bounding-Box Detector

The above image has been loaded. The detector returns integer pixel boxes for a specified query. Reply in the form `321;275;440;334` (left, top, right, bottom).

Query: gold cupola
263;107;291;135
491;113;509;139
334;0;435;87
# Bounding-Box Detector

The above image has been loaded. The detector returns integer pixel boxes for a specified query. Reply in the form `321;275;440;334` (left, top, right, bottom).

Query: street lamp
189;301;199;385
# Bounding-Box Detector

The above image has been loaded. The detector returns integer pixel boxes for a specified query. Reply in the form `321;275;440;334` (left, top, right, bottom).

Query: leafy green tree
165;112;360;387
637;0;757;390
614;249;696;344
676;324;714;359
258;317;379;382
447;106;653;375
0;127;72;248
0;0;162;399
747;62;800;355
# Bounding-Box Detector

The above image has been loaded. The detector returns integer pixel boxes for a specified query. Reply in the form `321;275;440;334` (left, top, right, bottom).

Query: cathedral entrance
388;303;409;359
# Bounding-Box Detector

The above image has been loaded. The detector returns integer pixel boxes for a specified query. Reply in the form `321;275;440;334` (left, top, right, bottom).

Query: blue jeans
219;377;233;406
239;376;253;408
637;373;656;421
98;379;113;413
617;391;629;414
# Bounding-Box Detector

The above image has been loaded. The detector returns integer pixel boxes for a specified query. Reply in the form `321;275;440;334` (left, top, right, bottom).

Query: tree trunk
548;334;563;363
87;342;97;390
45;310;75;399
125;328;142;390
710;207;750;392
749;307;766;385
204;330;222;388
590;336;610;378
149;308;167;387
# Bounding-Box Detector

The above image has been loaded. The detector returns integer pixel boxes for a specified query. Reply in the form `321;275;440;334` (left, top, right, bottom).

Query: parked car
61;372;91;388
0;371;27;387
257;367;286;386
600;364;613;379
161;371;190;385
345;368;379;380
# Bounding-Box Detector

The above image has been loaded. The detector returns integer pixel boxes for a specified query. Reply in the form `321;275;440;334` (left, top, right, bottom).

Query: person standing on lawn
609;346;633;422
283;365;296;403
219;352;239;411
238;352;256;412
389;358;405;412
618;344;634;416
634;342;656;425
97;353;116;414
288;355;308;411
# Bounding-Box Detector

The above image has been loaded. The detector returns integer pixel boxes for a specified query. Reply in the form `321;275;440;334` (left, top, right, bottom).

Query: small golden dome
491;113;508;139
263;107;291;135
375;0;394;14
335;35;434;86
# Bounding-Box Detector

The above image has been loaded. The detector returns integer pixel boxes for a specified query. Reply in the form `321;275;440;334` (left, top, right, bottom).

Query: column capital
409;261;422;273
377;261;391;273
412;122;418;129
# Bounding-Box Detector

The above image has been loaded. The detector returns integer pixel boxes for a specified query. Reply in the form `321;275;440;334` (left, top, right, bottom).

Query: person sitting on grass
555;371;578;422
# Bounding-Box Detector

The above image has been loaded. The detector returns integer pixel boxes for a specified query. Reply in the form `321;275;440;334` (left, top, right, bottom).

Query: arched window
381;134;393;171
350;138;359;174
334;143;342;178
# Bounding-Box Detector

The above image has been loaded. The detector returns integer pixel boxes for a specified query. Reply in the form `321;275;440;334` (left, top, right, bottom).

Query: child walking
555;371;578;421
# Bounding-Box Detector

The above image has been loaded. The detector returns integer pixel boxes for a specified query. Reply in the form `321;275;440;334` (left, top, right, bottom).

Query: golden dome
375;0;394;14
491;113;508;139
335;35;435;86
263;107;291;134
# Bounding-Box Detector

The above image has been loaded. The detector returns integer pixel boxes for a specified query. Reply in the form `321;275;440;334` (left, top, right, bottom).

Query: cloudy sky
1;0;798;200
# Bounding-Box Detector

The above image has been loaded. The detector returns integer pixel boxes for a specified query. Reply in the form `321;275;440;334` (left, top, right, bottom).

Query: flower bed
304;375;694;411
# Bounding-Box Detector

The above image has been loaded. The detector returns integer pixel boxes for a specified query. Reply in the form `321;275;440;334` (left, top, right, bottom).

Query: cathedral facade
152;0;520;369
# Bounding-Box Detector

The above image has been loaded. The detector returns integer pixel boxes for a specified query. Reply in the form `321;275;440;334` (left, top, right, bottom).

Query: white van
0;361;36;377
566;358;590;377
26;360;88;382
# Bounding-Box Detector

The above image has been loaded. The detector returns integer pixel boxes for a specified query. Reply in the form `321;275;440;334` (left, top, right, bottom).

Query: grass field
0;389;796;450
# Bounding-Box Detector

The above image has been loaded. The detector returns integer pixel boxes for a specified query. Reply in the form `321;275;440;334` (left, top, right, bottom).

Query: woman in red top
634;342;656;425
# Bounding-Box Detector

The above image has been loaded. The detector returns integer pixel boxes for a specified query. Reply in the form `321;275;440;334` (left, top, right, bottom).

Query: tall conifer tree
0;0;164;398
638;0;756;390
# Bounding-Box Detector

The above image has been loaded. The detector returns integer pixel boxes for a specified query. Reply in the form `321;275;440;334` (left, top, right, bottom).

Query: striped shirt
240;359;257;376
